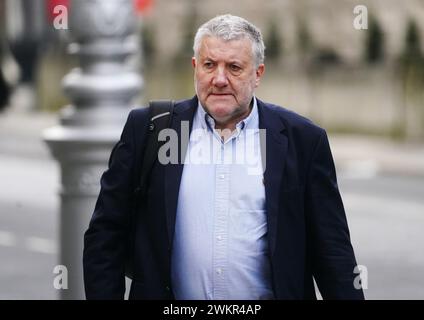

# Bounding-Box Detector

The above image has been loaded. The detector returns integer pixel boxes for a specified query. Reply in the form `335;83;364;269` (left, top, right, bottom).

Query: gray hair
193;14;265;67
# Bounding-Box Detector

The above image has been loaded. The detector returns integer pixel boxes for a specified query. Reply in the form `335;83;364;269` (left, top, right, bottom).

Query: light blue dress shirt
171;97;274;300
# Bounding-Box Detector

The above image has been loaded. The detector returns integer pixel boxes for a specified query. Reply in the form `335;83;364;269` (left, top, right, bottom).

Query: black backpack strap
126;100;174;280
134;100;174;198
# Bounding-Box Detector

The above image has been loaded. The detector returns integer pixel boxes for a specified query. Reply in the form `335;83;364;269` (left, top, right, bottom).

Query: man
83;14;364;300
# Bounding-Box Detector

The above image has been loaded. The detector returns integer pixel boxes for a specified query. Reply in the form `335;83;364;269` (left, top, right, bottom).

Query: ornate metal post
43;0;142;299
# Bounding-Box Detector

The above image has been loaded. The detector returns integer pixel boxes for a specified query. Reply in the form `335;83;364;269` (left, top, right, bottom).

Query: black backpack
125;100;174;279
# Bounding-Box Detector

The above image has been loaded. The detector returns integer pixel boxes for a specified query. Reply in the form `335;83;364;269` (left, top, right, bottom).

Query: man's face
192;36;265;128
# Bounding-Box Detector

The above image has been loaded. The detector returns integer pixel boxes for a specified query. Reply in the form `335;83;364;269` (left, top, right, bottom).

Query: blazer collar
164;96;198;246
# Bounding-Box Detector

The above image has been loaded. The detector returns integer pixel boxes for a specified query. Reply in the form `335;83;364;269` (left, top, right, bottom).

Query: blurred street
0;108;58;299
1;0;424;302
0;106;423;299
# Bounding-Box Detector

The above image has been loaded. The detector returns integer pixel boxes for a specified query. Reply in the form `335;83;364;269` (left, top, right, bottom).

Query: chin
208;104;234;118
206;99;236;111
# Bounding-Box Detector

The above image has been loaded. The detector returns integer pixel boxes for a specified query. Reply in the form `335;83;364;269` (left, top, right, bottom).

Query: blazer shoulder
128;106;150;122
262;101;325;137
130;97;196;120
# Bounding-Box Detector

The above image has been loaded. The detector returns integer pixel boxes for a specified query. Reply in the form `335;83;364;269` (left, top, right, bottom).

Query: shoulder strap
135;100;174;198
126;100;174;280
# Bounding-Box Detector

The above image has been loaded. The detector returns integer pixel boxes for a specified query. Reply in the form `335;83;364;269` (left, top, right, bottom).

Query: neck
214;100;253;132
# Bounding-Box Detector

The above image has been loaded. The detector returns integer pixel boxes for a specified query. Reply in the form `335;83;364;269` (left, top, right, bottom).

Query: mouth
209;93;233;97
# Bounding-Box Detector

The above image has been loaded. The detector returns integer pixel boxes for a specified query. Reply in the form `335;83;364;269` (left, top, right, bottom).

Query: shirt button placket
213;163;229;299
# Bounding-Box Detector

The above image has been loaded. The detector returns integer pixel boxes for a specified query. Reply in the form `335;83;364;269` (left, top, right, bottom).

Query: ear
255;64;265;88
192;57;197;68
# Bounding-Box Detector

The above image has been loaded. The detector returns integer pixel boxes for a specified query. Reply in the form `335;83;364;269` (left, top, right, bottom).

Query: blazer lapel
257;99;288;257
164;96;198;247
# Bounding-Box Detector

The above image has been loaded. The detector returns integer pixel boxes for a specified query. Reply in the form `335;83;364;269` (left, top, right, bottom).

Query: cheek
235;80;255;96
196;74;211;90
198;84;210;99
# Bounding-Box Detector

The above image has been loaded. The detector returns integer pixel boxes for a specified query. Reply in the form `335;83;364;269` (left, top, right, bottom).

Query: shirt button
216;268;222;275
219;174;225;179
216;235;223;241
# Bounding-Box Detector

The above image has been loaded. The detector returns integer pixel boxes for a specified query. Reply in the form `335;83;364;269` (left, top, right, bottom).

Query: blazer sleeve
83;110;139;300
305;129;365;300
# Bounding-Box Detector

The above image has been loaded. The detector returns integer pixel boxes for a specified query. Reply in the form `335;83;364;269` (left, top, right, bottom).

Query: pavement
330;135;424;179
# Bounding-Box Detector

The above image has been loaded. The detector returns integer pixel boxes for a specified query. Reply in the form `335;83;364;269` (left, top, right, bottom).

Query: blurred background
0;0;423;299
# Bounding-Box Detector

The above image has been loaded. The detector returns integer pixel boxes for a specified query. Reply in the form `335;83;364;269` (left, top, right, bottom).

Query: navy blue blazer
83;96;364;300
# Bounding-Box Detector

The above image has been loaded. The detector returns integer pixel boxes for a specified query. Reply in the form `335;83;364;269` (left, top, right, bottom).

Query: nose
212;67;229;87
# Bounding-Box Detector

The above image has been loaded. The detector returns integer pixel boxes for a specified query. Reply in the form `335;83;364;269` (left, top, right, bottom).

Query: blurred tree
141;22;155;64
401;19;423;64
312;47;341;66
398;19;424;140
297;19;312;55
0;1;11;111
296;18;315;68
175;3;198;65
364;15;385;64
0;62;11;112
265;18;282;63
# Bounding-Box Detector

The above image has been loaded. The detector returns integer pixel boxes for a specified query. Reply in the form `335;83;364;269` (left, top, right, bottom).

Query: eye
203;61;215;69
229;64;242;72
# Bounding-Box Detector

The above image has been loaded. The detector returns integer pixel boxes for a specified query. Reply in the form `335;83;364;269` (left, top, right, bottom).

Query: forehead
198;36;254;62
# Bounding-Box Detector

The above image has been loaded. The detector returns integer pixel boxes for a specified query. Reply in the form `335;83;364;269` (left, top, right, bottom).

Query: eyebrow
202;57;245;65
